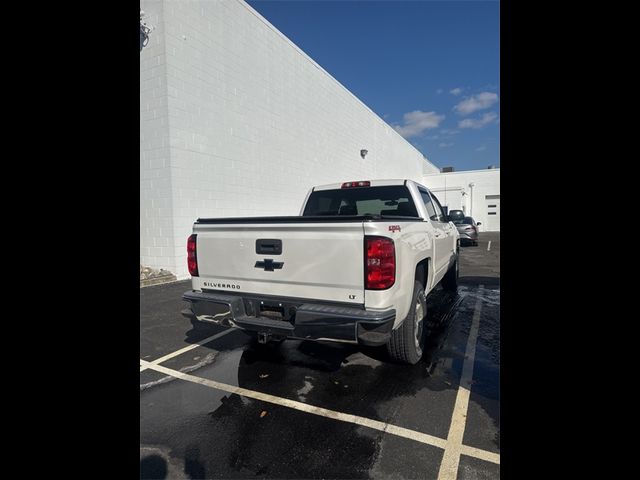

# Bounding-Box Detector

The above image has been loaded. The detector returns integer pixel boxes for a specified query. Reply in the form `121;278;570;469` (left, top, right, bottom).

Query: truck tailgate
192;222;365;304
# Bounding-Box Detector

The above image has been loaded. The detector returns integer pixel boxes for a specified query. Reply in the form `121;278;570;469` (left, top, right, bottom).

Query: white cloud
459;112;498;129
450;88;463;96
436;89;443;94
394;110;445;138
440;128;460;136
475;145;487;151
439;142;454;148
454;92;499;115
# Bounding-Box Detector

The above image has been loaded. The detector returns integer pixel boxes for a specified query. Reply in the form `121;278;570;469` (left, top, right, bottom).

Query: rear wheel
386;281;426;364
441;253;459;292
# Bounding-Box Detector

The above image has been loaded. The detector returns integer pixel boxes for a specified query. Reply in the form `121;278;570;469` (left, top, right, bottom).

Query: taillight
342;181;371;188
187;234;198;277
365;236;395;289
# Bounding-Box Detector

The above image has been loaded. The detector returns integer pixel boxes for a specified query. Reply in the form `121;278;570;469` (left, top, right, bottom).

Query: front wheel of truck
386;281;426;365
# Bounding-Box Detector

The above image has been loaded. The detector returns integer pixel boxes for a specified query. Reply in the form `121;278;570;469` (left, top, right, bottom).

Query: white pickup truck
182;179;459;364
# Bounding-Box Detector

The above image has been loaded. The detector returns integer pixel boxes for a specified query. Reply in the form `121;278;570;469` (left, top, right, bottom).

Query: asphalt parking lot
140;232;500;479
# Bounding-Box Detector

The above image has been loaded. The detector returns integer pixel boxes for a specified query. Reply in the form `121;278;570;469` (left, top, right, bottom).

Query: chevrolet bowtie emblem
255;259;284;271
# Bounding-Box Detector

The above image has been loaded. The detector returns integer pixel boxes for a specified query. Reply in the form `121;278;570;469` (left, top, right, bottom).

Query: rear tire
441;254;459;292
386;281;426;365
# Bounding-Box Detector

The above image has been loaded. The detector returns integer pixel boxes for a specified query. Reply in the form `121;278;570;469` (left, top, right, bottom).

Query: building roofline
424;167;500;176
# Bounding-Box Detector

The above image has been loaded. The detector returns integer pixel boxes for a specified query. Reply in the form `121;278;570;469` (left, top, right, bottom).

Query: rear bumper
182;290;396;347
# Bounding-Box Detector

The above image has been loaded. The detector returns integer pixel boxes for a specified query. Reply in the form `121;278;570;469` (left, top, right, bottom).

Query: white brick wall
140;0;176;272
141;0;440;279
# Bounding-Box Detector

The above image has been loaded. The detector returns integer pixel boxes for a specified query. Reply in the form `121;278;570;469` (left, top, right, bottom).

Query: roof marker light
341;181;371;188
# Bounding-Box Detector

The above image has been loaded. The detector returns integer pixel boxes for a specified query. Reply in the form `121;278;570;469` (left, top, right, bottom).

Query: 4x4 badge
255;259;284;271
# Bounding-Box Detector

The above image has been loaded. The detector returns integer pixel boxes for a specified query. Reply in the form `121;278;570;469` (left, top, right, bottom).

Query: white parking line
460;444;500;465
437;286;487;479
140;355;499;465
140;360;444;448
487;241;491;251
140;328;236;372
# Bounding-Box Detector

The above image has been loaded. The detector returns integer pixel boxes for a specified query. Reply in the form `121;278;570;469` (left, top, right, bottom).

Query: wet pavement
140;233;500;479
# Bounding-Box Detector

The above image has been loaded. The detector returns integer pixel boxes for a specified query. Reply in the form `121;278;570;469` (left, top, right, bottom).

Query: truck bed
195;215;422;224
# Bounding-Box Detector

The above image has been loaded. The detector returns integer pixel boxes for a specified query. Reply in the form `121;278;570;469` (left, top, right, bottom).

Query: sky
247;0;500;171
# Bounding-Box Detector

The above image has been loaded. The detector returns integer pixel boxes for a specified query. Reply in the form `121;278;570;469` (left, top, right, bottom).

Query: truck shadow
139;454;167;479
181;278;486;361
458;274;500;288
225;280;500;451
181;285;462;369
227;286;464;387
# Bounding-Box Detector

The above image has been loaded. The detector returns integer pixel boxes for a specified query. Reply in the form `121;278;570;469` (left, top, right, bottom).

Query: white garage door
485;195;500;231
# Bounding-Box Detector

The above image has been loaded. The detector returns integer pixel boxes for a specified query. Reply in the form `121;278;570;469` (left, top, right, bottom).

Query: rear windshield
452;214;470;224
449;210;465;221
302;186;420;217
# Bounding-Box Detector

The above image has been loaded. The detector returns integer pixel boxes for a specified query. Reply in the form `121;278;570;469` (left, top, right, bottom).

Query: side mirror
477;222;482;226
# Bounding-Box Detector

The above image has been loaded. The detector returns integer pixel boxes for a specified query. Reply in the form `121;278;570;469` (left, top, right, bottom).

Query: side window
419;190;437;221
430;193;445;222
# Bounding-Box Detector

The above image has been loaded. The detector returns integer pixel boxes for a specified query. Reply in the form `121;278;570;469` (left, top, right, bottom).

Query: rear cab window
302;185;420;217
